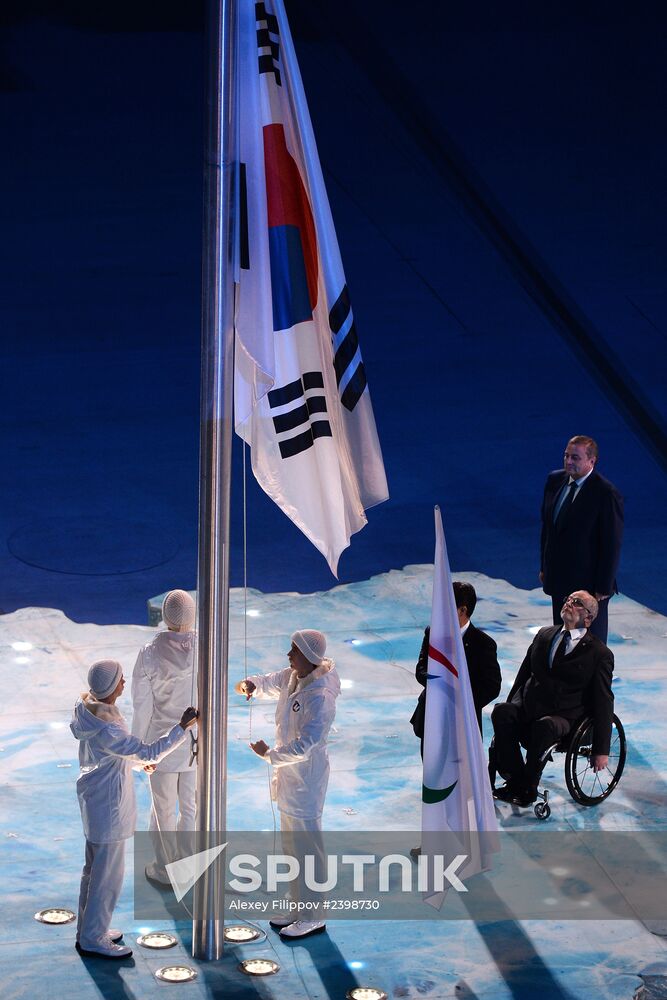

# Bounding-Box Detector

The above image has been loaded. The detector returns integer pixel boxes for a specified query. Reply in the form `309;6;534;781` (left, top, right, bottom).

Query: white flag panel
422;507;498;907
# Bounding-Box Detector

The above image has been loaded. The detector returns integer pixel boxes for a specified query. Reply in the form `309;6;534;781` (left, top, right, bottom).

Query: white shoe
269;914;296;928
145;862;171;886
279;920;326;939
76;935;133;959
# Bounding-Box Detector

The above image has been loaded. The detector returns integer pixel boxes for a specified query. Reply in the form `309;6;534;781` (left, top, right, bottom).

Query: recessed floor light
154;965;198;983
346;989;388;1000
137;931;177;949
34;908;75;925
224;925;262;943
239;958;280;976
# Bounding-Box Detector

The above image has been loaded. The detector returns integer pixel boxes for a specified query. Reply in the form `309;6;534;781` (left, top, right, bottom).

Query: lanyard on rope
188;729;198;767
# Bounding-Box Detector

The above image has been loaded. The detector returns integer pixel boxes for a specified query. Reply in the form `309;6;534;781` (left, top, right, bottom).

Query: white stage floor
1;567;666;998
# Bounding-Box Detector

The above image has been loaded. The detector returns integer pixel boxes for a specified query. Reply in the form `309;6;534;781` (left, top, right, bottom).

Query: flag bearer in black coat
411;581;501;749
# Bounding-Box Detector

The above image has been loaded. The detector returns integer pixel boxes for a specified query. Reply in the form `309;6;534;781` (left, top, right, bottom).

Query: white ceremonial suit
248;659;340;910
131;630;197;869
70;694;185;950
247;659;340;825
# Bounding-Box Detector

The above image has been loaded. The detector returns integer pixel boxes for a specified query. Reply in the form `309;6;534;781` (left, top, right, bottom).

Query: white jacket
248;660;340;819
131;630;197;772
70;694;185;842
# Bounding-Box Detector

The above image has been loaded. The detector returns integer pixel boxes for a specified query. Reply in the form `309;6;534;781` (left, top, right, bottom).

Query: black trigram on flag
329;286;367;412
239;162;250;271
268;372;332;459
256;2;281;86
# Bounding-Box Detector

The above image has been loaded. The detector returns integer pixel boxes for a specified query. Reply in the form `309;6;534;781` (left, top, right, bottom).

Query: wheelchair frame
490;712;626;820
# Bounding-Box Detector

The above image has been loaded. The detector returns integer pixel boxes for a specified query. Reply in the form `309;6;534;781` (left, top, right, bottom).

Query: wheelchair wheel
534;801;551;821
564;713;626;805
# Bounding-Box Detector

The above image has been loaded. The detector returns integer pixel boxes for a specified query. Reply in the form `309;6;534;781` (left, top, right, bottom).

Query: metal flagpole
193;0;237;961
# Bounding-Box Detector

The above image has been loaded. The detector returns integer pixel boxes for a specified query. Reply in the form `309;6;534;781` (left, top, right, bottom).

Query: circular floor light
137;932;178;949
224;925;262;943
239;958;280;976
155;965;198;983
346;989;388;1000
35;908;75;925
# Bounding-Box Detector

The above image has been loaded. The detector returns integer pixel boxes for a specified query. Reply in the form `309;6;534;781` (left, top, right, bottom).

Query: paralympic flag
234;0;388;575
421;507;498;908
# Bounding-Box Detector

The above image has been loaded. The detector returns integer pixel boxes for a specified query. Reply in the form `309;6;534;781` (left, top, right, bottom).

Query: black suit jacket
540;469;623;598
507;625;614;754
411;622;501;736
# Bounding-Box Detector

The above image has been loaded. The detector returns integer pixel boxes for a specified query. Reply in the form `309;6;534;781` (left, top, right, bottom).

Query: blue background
1;0;665;623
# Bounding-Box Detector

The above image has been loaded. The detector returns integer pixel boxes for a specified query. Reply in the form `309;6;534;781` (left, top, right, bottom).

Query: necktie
555;480;578;526
551;630;570;668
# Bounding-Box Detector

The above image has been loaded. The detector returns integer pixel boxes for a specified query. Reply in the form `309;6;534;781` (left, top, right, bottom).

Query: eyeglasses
563;596;588;609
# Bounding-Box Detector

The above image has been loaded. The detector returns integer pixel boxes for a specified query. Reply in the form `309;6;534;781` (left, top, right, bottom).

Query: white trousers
149;770;196;869
279;812;325;908
279;812;322;832
77;839;125;948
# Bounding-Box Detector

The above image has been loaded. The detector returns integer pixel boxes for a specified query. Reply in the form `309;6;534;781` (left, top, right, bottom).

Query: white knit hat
88;659;123;699
162;590;196;630
291;629;327;666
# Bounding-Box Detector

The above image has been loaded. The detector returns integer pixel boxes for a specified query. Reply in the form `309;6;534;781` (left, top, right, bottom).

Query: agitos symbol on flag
234;0;388;575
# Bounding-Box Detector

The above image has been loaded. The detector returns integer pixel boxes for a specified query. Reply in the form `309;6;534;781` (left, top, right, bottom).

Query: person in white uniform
131;589;198;885
71;658;197;959
235;629;340;940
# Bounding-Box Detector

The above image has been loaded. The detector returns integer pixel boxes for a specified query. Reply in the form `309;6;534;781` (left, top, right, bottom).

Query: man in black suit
491;591;614;806
540;435;623;642
411;581;501;749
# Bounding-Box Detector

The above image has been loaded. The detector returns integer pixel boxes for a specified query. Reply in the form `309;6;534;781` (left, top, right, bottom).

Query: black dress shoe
492;784;517;802
509;789;538;808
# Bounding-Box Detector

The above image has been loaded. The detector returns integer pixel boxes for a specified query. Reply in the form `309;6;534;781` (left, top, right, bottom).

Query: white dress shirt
549;626;587;666
553;467;594;520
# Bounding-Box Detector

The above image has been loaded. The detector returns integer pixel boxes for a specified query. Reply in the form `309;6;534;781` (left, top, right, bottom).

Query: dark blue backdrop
2;1;666;623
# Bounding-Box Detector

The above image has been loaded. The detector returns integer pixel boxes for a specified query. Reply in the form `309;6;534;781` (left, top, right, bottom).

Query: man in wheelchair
490;591;614;807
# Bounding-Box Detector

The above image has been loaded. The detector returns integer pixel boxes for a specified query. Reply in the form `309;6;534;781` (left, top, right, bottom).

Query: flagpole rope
189;597;198;784
243;441;278;837
242;439;253;744
190;598;198;706
242;439;278;840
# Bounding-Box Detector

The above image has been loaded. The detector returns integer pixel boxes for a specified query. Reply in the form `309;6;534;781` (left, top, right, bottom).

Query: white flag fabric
234;0;388;575
421;506;498;908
